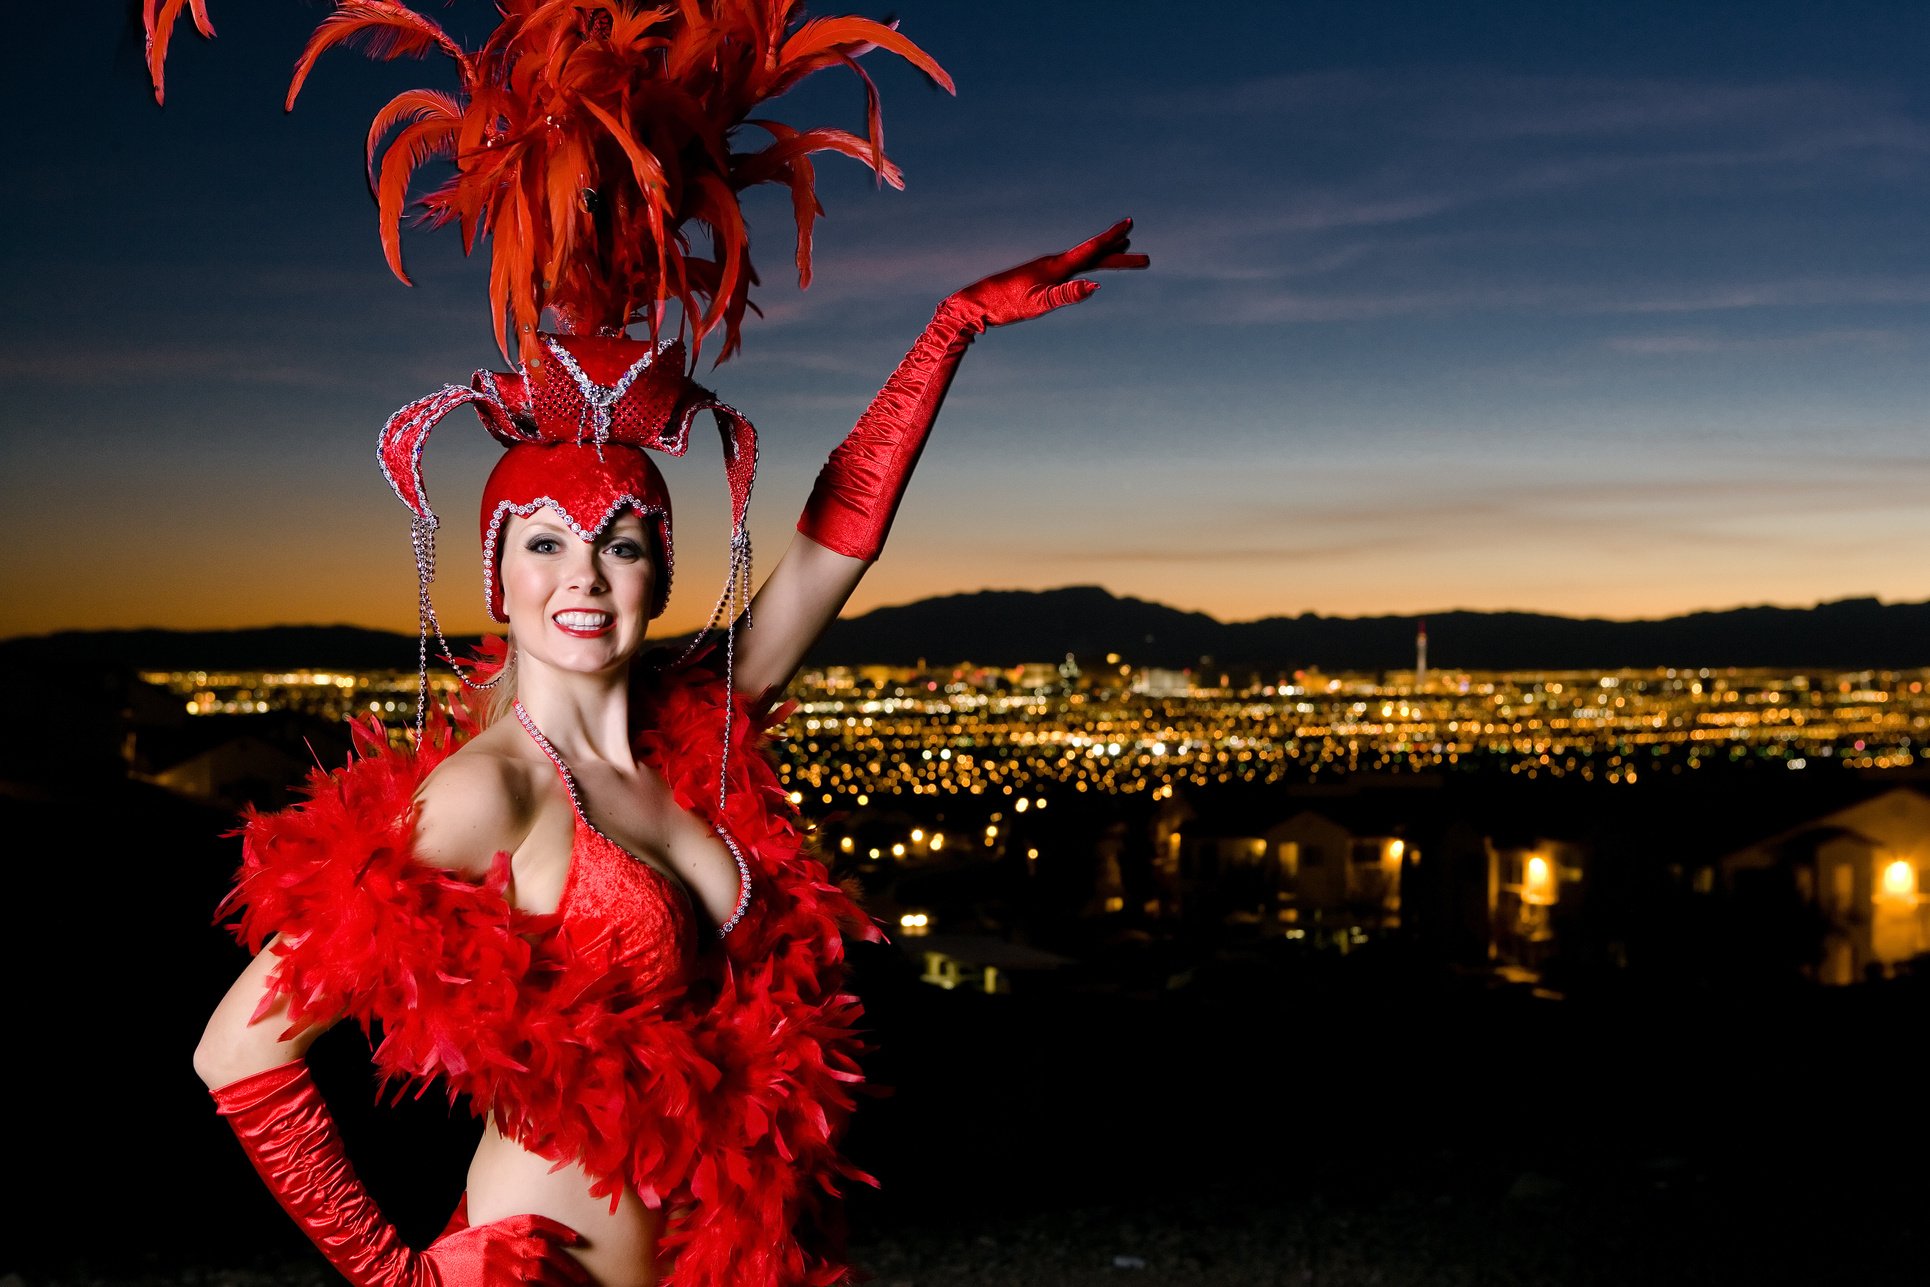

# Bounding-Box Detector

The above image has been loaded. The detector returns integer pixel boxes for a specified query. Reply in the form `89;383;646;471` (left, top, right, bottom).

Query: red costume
221;647;880;1286
143;4;1143;1285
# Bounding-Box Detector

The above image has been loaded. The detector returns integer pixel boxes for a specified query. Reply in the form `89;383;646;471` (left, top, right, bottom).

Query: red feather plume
142;0;216;104
142;1;954;370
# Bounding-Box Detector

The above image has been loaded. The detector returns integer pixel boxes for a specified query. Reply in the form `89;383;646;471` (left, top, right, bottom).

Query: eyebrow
518;519;644;542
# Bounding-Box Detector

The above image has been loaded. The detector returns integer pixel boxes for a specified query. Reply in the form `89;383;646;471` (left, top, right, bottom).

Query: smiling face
498;507;658;676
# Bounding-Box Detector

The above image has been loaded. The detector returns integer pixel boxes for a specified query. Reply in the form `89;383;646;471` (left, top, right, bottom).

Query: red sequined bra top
512;700;751;985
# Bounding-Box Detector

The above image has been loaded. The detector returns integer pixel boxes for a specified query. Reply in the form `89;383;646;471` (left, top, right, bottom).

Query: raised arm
730;219;1150;701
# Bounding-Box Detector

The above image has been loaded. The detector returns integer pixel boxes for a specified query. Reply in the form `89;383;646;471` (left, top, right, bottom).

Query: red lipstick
552;610;615;638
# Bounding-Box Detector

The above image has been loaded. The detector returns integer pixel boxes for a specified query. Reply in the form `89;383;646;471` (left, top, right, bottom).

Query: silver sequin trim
513;699;749;938
543;334;681;453
482;494;674;623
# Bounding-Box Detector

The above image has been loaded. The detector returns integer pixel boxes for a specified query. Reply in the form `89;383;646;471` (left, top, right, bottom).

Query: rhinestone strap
512;699;750;938
712;824;754;937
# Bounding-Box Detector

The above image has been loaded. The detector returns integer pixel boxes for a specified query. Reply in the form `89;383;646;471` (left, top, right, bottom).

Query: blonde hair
476;638;519;729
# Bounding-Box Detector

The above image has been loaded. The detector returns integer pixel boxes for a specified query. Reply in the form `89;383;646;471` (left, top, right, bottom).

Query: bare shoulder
412;726;541;876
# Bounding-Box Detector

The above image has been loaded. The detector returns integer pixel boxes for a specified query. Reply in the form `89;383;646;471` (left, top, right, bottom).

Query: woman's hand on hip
421;1213;594;1287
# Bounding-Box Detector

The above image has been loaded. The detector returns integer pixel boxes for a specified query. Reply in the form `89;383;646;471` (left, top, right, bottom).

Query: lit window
1881;859;1917;901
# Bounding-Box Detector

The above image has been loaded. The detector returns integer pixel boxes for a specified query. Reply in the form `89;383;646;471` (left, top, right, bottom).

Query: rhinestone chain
512;699;750;937
410;516;509;742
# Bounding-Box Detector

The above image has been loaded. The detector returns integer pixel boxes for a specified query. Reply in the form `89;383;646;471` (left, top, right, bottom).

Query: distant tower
1415;618;1428;691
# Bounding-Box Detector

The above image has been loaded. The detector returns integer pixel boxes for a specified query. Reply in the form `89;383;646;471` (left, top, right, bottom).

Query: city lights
766;664;1930;801
142;668;447;721
137;662;1930;806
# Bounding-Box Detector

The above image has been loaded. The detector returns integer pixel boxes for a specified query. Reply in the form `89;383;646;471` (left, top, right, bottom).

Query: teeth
554;611;613;628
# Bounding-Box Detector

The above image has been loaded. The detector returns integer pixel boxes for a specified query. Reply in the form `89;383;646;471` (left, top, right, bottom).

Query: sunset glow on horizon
7;2;1930;641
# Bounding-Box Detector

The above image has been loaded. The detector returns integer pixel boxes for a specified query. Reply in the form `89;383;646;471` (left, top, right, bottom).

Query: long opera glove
797;218;1149;561
211;1062;591;1287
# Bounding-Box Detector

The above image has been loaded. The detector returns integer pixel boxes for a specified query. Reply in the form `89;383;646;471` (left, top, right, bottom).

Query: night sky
6;2;1930;640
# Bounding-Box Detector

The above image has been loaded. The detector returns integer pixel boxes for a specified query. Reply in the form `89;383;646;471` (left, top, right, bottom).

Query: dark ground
5;777;1925;1285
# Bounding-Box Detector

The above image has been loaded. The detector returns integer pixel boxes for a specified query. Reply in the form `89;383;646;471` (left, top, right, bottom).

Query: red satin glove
796;218;1149;561
419;1212;591;1287
211;1062;590;1287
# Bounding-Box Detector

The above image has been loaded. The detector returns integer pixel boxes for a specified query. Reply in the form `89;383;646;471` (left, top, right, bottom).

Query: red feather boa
221;654;885;1287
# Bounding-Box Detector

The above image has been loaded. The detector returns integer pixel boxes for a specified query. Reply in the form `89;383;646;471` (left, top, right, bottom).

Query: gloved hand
796;218;1148;561
420;1212;593;1287
944;216;1150;330
211;1061;590;1287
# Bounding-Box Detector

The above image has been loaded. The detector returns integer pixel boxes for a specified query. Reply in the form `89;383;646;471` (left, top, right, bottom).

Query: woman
146;4;1144;1283
189;225;1148;1287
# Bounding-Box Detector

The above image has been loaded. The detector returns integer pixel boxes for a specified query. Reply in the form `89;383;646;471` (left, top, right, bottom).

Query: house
1481;836;1587;973
1719;786;1930;984
1170;803;1407;945
138;733;310;812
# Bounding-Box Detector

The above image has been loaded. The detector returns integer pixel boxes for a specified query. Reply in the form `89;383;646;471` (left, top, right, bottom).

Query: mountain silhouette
806;587;1930;671
7;590;1928;674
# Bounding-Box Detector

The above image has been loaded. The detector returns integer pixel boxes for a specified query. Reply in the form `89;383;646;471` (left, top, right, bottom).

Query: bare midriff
467;1120;664;1287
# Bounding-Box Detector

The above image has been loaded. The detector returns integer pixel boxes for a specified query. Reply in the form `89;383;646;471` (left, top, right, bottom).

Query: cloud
0;343;344;390
1041;533;1422;564
1200;274;1930;327
1136;70;1385;120
1605;328;1913;356
1146;69;1930;157
1080;65;1930;331
1422;74;1930;150
1118;465;1930;573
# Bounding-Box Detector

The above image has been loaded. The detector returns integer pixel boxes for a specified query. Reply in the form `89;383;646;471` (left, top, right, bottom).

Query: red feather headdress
145;0;952;368
144;1;950;768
